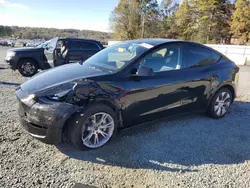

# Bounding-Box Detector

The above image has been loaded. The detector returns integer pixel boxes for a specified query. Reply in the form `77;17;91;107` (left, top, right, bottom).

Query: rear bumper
16;89;79;144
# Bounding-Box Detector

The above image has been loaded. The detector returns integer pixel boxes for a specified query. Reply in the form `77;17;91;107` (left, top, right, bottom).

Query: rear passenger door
181;44;222;110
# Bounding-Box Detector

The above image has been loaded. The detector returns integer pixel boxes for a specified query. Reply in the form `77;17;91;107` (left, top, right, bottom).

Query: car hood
20;63;110;94
9;47;43;52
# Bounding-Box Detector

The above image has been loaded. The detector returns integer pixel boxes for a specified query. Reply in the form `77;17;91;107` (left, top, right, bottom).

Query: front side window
139;45;183;72
37;37;59;50
184;45;221;67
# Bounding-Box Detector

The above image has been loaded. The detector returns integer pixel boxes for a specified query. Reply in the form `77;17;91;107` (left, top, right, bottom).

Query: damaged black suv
16;39;239;150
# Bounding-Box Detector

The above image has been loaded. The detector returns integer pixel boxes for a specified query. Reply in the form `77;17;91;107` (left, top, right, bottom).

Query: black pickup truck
4;37;104;77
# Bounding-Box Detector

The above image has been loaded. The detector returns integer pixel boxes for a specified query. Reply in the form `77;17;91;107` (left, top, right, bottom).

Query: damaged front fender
72;79;124;108
71;79;125;126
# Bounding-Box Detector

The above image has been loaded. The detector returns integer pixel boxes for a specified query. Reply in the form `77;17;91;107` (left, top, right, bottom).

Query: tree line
110;0;250;44
0;26;113;42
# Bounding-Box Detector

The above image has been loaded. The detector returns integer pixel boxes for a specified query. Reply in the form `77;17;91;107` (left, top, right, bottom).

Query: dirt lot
0;47;250;188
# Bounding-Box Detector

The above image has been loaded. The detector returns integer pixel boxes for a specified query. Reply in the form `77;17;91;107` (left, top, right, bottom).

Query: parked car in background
13;41;25;47
4;37;104;77
7;40;13;46
26;42;37;47
0;40;9;46
16;39;239;150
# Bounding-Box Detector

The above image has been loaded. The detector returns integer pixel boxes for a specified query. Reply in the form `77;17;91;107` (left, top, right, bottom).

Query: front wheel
18;59;38;77
207;88;232;119
68;104;117;150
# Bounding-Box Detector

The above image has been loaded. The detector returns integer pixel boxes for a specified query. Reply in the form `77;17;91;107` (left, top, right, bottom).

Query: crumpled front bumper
16;89;79;144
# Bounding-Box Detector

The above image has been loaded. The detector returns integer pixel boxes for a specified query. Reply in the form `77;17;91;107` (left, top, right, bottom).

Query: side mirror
131;66;154;77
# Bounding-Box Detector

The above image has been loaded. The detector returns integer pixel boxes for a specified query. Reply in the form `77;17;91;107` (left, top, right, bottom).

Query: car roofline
59;37;101;43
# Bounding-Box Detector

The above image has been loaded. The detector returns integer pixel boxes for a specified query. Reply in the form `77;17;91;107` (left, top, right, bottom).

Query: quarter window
185;45;221;67
68;41;100;50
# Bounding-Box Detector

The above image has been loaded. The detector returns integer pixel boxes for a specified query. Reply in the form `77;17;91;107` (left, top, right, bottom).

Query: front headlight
35;83;74;102
47;89;72;101
21;94;36;106
35;81;92;103
6;51;16;58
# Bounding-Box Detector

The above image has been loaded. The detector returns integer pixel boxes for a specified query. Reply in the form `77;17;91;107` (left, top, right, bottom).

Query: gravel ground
0;47;250;188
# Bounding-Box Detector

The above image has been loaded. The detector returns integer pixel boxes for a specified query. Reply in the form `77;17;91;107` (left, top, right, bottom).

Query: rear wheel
18;59;38;77
68;104;117;150
207;88;232;119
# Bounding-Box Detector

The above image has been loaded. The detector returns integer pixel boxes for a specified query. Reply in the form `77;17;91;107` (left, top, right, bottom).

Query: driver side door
44;37;59;68
122;43;190;126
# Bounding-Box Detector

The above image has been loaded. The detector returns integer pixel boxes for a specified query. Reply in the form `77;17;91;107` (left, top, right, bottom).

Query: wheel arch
222;84;236;101
90;98;123;128
215;84;236;101
62;98;123;137
207;83;236;110
18;57;40;69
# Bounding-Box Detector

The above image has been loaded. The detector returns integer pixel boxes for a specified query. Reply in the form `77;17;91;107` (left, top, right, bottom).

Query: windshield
83;41;154;73
36;40;50;48
36;37;58;50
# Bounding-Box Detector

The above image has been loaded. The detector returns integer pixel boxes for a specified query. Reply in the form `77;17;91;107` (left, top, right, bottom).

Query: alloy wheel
21;62;35;75
214;92;231;116
81;112;115;148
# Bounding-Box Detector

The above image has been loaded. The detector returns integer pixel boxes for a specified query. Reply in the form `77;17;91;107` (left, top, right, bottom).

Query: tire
207;88;233;119
68;104;118;150
18;59;38;77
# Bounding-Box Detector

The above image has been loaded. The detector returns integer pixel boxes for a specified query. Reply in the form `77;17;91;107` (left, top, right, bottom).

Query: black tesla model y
16;39;239;150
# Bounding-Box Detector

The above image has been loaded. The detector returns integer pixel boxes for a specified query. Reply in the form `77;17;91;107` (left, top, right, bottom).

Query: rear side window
68;41;100;50
185;45;221;67
80;42;100;50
